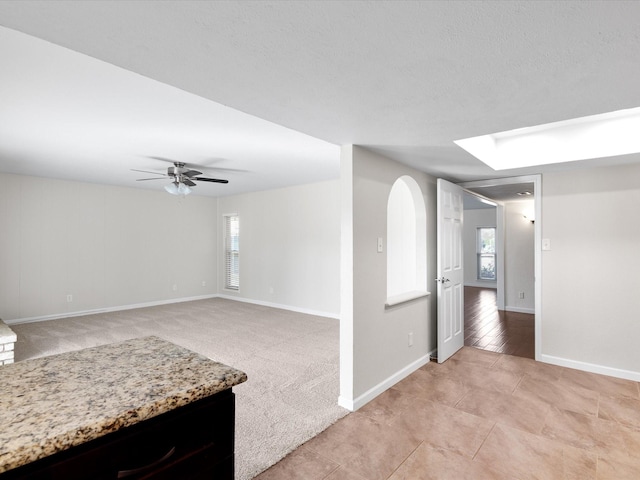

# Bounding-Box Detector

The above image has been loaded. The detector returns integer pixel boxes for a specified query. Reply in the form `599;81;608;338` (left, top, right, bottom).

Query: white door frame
459;174;542;361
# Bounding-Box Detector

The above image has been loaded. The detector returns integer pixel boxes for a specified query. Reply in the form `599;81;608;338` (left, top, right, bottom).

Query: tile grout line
489;351;501;368
511;372;526;394
320;462;342;480
471;421;497;461
384;440;424;480
305;444;347;479
453;390;467;408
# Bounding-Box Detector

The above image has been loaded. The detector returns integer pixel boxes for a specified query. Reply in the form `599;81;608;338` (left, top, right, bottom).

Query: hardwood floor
464;286;534;359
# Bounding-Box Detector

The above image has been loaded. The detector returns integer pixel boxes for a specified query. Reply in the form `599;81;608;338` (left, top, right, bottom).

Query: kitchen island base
1;386;236;480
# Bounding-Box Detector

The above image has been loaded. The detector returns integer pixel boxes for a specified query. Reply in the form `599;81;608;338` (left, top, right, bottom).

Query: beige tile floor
255;347;640;479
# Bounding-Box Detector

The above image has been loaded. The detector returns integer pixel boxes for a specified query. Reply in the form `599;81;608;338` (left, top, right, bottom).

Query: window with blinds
224;214;239;290
477;227;496;280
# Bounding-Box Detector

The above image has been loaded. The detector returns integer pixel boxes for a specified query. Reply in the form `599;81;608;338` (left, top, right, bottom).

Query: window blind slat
224;214;239;290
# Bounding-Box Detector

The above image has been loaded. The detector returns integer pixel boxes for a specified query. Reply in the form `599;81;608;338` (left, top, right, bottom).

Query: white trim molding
216;294;340;320
464;281;497;289
6;294;340;326
505;306;535;314
338;350;434;411
5;294;218;325
541;354;640;383
385;290;430;308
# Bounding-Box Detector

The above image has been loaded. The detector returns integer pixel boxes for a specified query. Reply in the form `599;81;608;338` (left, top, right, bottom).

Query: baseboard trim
216;294;340;320
504;306;535;314
464;282;497;289
338;350;435;411
5;294;218;325
540;353;640;382
6;294;340;326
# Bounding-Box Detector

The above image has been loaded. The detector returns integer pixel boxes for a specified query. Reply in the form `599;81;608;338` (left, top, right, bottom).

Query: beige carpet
11;298;348;479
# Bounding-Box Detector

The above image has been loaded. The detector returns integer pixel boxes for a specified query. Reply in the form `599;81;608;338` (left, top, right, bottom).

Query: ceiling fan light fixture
164;181;191;196
136;160;227;194
178;182;192;196
164;182;179;195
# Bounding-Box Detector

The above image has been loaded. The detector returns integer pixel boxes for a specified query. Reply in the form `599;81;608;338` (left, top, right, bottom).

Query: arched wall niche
386;175;427;304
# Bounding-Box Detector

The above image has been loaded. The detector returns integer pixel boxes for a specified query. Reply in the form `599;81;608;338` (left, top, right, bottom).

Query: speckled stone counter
0;336;247;474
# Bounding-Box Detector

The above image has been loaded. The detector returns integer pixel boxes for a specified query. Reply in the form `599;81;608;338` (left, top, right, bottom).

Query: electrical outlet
172;284;178;291
377;237;383;253
269;287;274;294
202;281;206;287
519;291;525;299
66;294;73;303
408;332;414;347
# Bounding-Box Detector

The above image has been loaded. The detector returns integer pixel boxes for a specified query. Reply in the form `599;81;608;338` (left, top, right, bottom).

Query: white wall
462;208;497;288
340;146;436;410
541;163;640;379
504;200;535;312
0;173;218;323
216;180;340;317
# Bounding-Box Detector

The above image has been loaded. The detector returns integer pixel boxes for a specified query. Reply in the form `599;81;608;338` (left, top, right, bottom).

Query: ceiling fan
133;161;228;196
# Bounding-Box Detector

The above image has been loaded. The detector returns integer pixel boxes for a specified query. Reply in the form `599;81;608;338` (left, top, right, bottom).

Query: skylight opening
454;107;640;170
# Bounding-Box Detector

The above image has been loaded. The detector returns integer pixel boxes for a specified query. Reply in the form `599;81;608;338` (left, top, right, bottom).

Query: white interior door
437;179;464;363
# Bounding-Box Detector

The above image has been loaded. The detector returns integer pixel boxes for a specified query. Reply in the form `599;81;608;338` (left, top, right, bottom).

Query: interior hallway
464;286;535;359
256;347;640;479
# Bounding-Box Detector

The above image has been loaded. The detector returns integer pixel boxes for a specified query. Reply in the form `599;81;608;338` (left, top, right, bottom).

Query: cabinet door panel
1;391;236;480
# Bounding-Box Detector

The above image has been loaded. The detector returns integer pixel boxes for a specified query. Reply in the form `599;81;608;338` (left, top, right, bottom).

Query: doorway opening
459;175;540;360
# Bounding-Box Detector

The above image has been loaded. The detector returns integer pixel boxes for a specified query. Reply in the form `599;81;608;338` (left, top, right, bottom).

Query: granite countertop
0;336;247;474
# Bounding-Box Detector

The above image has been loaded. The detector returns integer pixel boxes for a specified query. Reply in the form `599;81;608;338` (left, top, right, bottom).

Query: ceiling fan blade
136;177;167;181
183;178;197;187
146;156;177;164
144;157;243;174
183;169;203;177
195;159;248;173
131;169;166;176
194;177;229;184
202;166;248;173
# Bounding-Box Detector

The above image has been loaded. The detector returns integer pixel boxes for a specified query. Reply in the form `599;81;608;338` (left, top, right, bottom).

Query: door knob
434;277;450;283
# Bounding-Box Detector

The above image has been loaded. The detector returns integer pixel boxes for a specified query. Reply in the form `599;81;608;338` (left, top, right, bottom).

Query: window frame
223;213;240;291
477;226;496;281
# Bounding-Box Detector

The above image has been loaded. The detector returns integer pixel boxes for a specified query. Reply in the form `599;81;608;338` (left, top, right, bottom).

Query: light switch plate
377;237;383;253
542;238;551;251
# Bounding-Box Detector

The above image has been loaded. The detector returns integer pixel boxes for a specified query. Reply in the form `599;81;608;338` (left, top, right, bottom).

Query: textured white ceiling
0;27;339;196
1;0;640;195
469;183;535;202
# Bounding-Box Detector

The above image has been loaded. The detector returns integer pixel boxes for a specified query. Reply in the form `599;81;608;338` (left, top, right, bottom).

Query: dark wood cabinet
1;390;235;480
